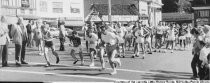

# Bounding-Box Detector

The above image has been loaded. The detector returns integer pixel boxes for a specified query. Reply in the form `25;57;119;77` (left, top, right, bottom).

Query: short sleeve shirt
68;36;81;47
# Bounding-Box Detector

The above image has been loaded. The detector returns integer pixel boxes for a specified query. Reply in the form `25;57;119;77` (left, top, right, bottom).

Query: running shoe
56;56;60;64
73;60;79;64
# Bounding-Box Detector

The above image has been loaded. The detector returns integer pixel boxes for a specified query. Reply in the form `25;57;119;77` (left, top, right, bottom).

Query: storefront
85;4;139;22
193;6;210;26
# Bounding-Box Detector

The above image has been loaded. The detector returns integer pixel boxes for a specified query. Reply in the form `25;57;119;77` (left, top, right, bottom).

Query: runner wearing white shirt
101;25;121;75
133;23;145;59
125;24;133;51
115;23;127;58
166;23;176;53
155;22;164;52
144;25;152;55
85;30;99;67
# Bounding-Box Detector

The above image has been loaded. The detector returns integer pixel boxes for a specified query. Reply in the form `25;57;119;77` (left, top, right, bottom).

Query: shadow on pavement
51;67;101;71
61;72;110;76
141;70;192;80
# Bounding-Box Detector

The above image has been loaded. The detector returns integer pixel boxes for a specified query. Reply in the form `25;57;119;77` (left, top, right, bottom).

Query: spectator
10;17;28;66
0;16;10;67
26;20;33;47
59;21;66;51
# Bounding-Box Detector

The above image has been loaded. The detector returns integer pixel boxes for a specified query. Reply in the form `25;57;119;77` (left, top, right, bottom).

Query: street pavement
0;39;194;82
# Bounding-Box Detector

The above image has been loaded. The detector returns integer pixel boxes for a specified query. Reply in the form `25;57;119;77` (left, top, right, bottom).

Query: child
42;24;59;67
68;31;84;65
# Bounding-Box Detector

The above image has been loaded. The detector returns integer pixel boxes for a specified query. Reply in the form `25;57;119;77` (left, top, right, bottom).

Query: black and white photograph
0;0;210;82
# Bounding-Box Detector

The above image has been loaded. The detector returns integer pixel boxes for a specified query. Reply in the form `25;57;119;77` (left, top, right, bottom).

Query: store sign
21;0;30;8
70;3;81;14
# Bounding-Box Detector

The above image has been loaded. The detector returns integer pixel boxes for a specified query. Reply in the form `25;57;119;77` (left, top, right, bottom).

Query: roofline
192;6;210;10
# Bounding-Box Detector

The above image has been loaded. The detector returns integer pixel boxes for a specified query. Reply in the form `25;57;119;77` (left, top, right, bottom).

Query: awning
65;21;85;26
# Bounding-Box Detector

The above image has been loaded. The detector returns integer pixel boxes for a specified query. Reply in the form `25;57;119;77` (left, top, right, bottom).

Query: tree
178;0;193;13
162;0;179;13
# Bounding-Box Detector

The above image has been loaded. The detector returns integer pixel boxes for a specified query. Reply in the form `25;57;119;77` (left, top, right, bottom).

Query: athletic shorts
35;39;42;47
179;36;186;40
136;37;144;43
71;45;82;53
167;36;175;41
156;34;162;39
89;48;97;55
45;41;53;47
106;44;117;55
145;37;151;44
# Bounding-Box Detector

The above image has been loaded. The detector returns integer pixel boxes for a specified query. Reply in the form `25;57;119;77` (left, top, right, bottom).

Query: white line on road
0;69;126;81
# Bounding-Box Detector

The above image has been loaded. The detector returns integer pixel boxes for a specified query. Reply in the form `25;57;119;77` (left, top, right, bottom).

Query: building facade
84;0;163;27
1;0;37;24
147;0;163;27
36;0;84;26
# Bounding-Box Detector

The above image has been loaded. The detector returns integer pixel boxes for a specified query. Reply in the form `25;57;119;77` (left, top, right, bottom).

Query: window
52;2;63;13
40;1;47;12
21;0;30;8
2;0;9;6
21;9;25;14
29;9;33;14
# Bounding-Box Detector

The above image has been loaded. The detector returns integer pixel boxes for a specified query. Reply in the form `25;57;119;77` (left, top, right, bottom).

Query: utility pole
108;0;112;22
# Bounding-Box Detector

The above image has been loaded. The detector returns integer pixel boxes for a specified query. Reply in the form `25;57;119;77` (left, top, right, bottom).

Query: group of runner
67;21;195;75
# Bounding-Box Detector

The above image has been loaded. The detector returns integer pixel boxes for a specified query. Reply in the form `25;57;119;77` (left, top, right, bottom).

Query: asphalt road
0;39;194;82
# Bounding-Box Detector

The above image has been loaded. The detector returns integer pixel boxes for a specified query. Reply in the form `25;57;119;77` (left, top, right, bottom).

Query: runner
33;20;44;56
42;24;60;67
179;23;188;50
124;23;133;51
133;22;145;59
167;23;176;53
154;22;164;52
115;22;127;58
101;23;121;75
68;31;84;66
143;24;152;54
85;29;99;67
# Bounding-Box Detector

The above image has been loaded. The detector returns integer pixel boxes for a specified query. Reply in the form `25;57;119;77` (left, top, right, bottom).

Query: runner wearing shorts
144;25;152;55
42;24;59;67
33;20;43;55
68;31;84;65
133;23;145;58
101;24;121;75
179;24;187;50
85;30;99;67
